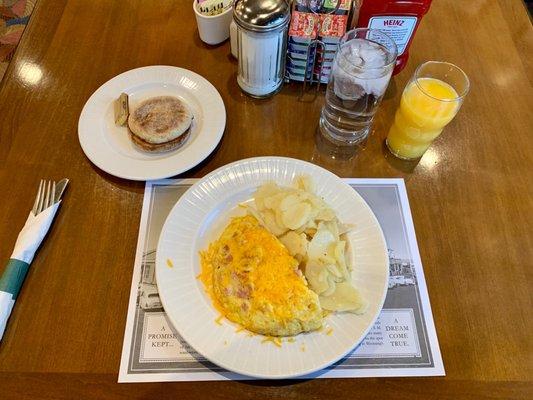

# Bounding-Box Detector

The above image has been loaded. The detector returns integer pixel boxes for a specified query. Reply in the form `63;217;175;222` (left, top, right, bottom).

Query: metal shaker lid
233;0;290;32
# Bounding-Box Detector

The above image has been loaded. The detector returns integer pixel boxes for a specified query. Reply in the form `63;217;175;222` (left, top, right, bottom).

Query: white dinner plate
78;66;225;180
156;157;389;379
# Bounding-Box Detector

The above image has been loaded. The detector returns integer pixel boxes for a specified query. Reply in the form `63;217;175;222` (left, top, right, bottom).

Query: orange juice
386;77;460;159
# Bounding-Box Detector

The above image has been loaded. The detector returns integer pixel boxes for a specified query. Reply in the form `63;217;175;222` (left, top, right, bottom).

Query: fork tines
32;180;57;216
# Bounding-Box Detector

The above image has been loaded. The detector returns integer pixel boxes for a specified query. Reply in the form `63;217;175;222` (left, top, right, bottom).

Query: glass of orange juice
386;61;470;160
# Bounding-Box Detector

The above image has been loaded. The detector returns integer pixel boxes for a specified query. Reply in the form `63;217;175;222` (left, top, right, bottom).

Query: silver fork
31;180;56;216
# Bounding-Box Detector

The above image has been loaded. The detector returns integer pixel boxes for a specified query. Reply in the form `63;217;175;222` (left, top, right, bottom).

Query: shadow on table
225;72;284;105
237;356;348;386
171;137;225;178
188;350;349;385
224;69;328;105
383;78;399;101
381;140;420;174
187;359;312;386
87;128;225;187
88;161;145;193
192;31;230;51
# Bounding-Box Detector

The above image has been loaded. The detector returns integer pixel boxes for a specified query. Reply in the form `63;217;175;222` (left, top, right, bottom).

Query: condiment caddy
225;0;434;98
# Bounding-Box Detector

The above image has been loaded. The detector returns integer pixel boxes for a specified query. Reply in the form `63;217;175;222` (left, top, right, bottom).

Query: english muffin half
128;96;193;145
128;128;191;153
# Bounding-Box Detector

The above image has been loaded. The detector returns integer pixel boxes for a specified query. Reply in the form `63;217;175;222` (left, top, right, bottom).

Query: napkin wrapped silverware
0;179;68;341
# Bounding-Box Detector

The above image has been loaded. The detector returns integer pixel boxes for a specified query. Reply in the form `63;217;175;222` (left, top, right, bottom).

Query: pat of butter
114;92;129;126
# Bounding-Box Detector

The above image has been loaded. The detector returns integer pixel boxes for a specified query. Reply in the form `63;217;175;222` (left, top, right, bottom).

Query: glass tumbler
386;61;470;160
319;28;397;152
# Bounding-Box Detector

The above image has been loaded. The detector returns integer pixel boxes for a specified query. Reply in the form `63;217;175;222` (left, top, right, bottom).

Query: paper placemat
119;179;444;382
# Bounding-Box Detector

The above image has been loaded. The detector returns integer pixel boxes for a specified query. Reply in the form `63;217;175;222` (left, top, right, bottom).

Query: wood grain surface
0;0;532;398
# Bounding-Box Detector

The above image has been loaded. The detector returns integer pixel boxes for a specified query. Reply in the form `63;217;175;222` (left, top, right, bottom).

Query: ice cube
333;72;365;101
359;42;387;69
332;38;393;98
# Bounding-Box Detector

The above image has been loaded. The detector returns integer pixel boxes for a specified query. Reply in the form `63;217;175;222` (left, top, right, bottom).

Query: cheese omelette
200;215;323;336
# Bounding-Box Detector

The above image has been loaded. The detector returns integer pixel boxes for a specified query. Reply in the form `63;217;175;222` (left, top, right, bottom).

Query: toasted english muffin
200;215;323;337
129;128;191;153
128;96;193;144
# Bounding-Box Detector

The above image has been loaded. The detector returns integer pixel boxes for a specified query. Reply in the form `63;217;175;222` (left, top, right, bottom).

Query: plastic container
356;0;432;75
193;1;233;45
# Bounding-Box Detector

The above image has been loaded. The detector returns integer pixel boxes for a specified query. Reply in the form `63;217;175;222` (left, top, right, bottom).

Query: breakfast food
246;177;367;314
127;96;193;153
200;215;323;337
128;129;190;152
199;177;366;337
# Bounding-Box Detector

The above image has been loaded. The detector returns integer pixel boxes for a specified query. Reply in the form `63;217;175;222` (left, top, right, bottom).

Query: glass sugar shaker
232;0;290;98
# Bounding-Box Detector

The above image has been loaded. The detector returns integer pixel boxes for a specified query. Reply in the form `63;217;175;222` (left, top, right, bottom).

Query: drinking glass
386;61;470;160
319;28;397;154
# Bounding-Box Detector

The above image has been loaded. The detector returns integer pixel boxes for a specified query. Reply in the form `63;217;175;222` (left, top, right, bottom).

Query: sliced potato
325;263;342;278
246;176;365;314
304;227;317;237
254;182;280;210
263;192;287;211
321;274;337;297
279;231;308;258
325;221;340;240
315;208;336;222
319;281;367;313
333;240;350;280
261;209;287;236
304;260;330;295
307;195;326;211
281;202;311;230
308;223;336;261
274;208;286;229
279;194;301;212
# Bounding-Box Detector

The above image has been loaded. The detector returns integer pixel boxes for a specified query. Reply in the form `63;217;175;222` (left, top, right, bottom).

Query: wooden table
0;0;531;398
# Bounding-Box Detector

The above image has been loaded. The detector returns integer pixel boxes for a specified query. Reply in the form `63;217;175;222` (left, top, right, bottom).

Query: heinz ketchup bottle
356;0;432;75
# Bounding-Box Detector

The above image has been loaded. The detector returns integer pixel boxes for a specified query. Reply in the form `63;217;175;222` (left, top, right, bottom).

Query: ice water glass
319;28;397;152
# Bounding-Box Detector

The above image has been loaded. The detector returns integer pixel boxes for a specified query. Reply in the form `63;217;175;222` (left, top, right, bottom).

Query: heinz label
368;16;418;55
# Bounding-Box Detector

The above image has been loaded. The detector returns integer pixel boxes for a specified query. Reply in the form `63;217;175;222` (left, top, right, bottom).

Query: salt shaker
232;0;290;98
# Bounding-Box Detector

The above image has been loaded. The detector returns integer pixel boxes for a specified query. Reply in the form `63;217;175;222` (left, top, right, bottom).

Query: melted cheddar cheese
200;215;323;336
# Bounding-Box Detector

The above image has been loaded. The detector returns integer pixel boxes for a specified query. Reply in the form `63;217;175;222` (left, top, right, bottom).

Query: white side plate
78;66;225;180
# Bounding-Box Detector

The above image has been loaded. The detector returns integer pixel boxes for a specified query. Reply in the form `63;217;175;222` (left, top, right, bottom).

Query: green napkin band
0;259;30;299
